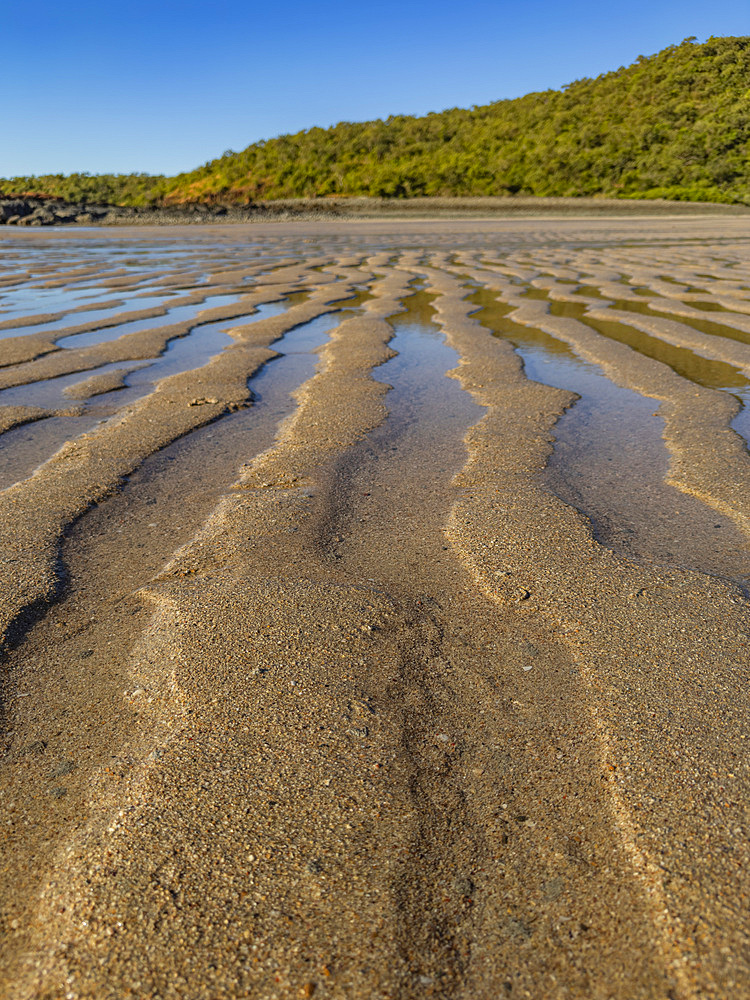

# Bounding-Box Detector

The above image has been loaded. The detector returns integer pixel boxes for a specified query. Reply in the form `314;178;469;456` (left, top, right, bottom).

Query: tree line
2;36;748;206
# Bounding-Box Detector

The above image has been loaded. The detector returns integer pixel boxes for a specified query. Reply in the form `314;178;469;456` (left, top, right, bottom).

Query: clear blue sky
2;0;746;178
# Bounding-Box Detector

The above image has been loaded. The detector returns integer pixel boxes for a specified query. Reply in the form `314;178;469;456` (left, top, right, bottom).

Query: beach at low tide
0;215;748;999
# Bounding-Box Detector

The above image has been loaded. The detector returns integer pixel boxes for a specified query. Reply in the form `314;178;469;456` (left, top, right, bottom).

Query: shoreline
2;194;750;229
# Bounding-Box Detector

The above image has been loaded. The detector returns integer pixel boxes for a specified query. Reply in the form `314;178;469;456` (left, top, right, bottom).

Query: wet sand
0;218;748;999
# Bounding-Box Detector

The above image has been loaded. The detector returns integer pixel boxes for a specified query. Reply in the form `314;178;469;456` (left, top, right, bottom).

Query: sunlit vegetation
2;36;748;206
0;172;168;206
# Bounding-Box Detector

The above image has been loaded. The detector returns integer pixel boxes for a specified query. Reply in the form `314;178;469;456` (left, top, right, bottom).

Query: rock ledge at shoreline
2;195;749;227
0;196;246;226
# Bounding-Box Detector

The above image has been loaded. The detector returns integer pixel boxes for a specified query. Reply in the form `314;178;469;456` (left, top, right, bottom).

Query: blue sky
2;0;747;177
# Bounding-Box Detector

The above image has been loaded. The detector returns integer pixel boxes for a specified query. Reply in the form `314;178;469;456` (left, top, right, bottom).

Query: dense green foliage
3;37;749;205
0;172;167;206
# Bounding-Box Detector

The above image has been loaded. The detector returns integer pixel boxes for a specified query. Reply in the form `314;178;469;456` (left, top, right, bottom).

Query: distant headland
2;36;748;218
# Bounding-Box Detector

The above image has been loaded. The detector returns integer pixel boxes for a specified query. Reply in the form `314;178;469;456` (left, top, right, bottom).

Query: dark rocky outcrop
0;197;242;227
0;197;115;226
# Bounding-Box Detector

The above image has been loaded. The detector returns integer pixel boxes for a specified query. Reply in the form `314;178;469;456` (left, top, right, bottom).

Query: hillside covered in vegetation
3;36;748;206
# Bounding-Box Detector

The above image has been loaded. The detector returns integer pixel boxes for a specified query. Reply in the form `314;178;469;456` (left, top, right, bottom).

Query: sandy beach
0;216;748;999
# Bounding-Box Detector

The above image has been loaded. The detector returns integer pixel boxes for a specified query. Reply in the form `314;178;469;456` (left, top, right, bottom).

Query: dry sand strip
522;276;750;371
457;263;750;538
0;257;335;370
61;366;152;402
0;284;317;391
0;405;64;436
0;284;368;993
0;269;412;999
0;285;250;367
0;285;349;449
0;290;245;370
0;279;359;661
421;275;749;1000
583;304;750;371
0;297;127;333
